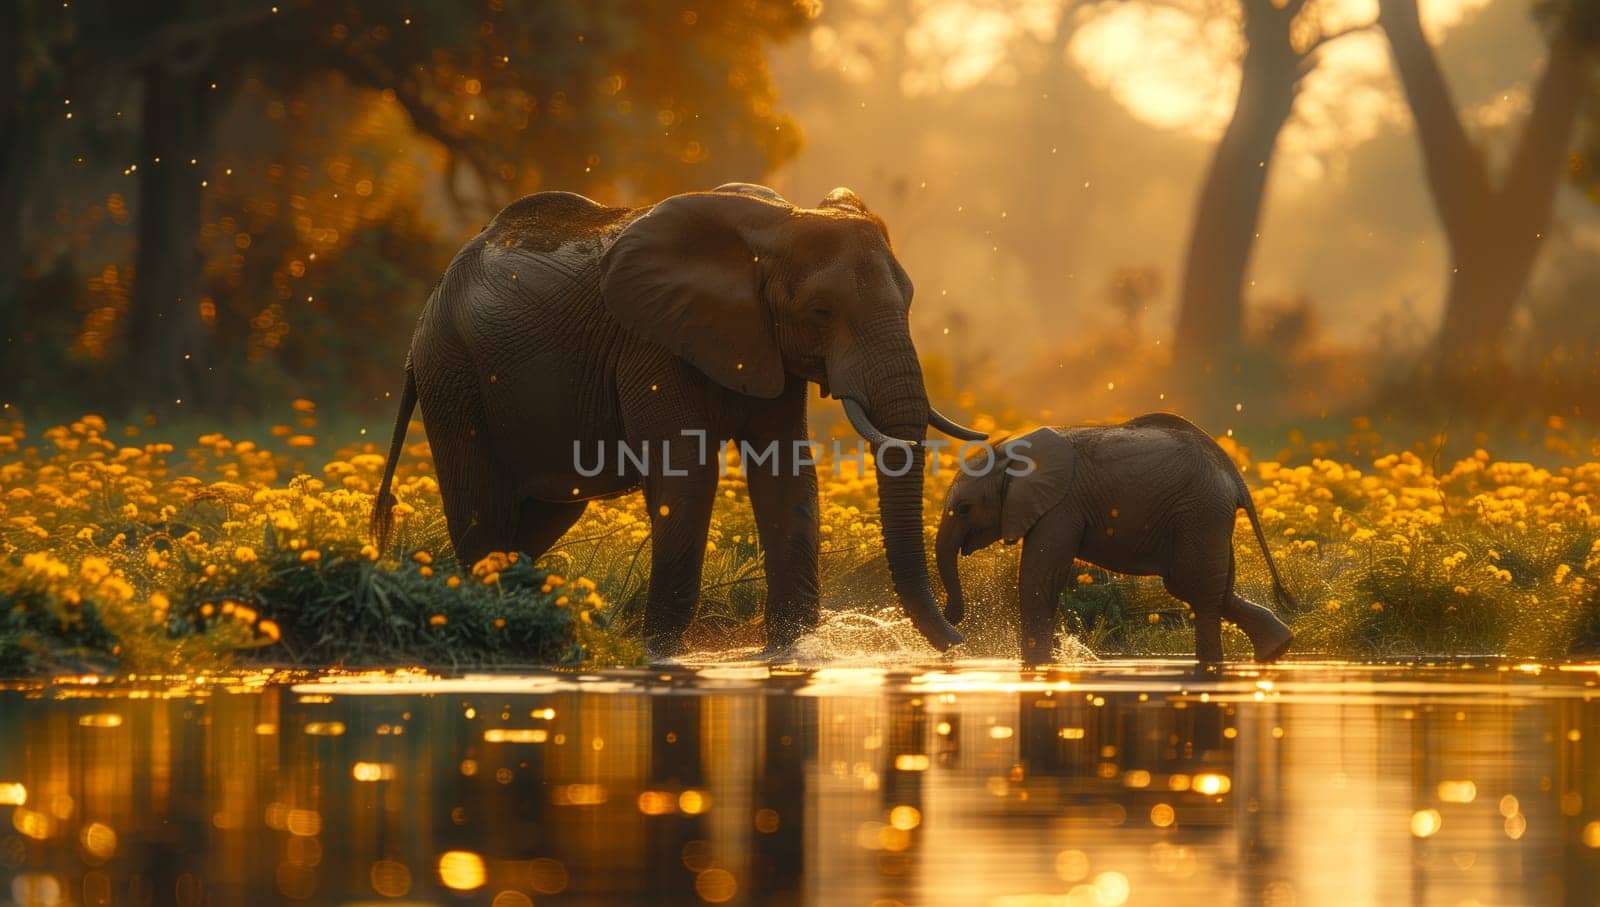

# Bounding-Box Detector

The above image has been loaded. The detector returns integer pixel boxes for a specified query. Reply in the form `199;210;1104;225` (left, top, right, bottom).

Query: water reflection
1;662;1598;905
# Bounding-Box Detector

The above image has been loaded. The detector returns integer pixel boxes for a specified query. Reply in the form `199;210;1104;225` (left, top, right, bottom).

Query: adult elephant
370;183;982;656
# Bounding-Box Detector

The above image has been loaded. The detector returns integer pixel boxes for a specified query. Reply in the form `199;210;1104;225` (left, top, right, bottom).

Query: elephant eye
808;304;832;323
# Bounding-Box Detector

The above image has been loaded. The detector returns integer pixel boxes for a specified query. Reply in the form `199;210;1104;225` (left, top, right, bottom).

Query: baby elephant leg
1018;515;1083;665
1223;595;1293;662
1162;543;1229;666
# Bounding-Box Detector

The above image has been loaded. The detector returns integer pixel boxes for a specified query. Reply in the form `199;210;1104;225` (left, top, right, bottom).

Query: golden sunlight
1068;0;1495;181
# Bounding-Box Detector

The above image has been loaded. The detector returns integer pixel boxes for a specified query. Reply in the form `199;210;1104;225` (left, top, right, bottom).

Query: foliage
1;407;1598;676
0;412;625;675
2;0;811;413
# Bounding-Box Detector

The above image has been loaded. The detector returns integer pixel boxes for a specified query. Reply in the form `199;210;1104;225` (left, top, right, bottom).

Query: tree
1171;0;1371;386
1379;0;1598;374
2;0;809;413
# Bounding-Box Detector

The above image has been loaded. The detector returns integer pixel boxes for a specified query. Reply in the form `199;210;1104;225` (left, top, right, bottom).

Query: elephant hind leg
1223;583;1293;663
417;355;520;569
1162;539;1231;667
443;484;518;570
430;429;518;569
513;499;588;560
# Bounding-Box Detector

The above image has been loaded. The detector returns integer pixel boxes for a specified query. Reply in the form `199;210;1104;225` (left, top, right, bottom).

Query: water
2;661;1599;906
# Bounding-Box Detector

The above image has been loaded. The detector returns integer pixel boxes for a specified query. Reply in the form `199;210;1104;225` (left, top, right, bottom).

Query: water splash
677;606;1100;669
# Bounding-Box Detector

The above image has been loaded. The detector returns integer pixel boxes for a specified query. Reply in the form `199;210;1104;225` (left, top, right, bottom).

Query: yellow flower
473;553;511;577
234;546;258;564
429;614;447;627
259;620;281;641
99;576;134;603
412;551;433;565
300;550;321;563
80;556;111;584
447;576;461;588
420;566;433;577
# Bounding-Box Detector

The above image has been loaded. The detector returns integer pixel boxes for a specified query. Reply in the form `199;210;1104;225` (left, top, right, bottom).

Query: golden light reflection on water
0;661;1597;904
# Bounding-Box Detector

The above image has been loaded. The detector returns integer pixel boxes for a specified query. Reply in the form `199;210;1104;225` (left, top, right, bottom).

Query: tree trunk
0;8;33;394
0;113;30;394
1171;0;1299;387
125;59;213;414
1380;0;1592;371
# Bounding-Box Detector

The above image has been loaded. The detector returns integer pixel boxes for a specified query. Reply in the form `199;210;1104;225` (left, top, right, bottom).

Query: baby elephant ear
601;192;792;398
1000;428;1077;543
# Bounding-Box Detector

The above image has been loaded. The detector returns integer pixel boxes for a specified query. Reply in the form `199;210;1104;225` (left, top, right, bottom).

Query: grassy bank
1;408;1598;674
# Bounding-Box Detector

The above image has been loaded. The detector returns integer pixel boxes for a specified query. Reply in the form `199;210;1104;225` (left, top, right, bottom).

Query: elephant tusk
927;406;988;441
841;397;917;449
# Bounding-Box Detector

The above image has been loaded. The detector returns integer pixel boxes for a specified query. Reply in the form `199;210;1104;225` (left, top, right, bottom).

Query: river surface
2;660;1599;906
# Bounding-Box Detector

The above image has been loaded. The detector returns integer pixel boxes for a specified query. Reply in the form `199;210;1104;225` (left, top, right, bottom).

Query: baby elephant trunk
935;519;965;625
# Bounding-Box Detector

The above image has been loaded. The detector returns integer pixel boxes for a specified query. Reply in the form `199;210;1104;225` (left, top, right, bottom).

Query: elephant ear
1000;428;1077;543
601;192;792;398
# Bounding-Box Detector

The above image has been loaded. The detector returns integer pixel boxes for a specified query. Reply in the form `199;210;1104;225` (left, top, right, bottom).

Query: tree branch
1304;20;1378;57
1297;20;1378;77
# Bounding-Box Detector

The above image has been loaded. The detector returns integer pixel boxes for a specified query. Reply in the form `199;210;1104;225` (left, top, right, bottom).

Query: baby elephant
936;413;1294;666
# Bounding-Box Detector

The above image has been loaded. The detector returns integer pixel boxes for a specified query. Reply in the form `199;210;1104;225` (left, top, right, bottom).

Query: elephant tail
371;366;418;552
1239;482;1296;612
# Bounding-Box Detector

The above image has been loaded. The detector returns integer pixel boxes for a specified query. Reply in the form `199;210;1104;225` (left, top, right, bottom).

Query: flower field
1;406;1598;675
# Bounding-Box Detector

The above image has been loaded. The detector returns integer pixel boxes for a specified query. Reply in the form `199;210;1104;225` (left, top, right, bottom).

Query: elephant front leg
642;463;720;660
1018;515;1082;665
747;453;821;653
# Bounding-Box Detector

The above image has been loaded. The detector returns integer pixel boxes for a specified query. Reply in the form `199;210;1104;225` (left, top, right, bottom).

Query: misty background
3;0;1597;442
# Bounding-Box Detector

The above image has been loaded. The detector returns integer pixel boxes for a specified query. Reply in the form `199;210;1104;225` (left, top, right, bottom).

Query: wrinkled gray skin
371;184;983;657
936;413;1295;666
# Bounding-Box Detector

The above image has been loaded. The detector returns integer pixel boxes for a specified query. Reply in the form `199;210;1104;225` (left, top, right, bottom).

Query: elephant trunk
849;375;964;652
936;520;965;625
876;442;964;651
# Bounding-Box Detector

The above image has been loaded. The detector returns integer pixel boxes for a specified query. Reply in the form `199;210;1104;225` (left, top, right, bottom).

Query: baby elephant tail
371;367;418;553
1239;483;1296;611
